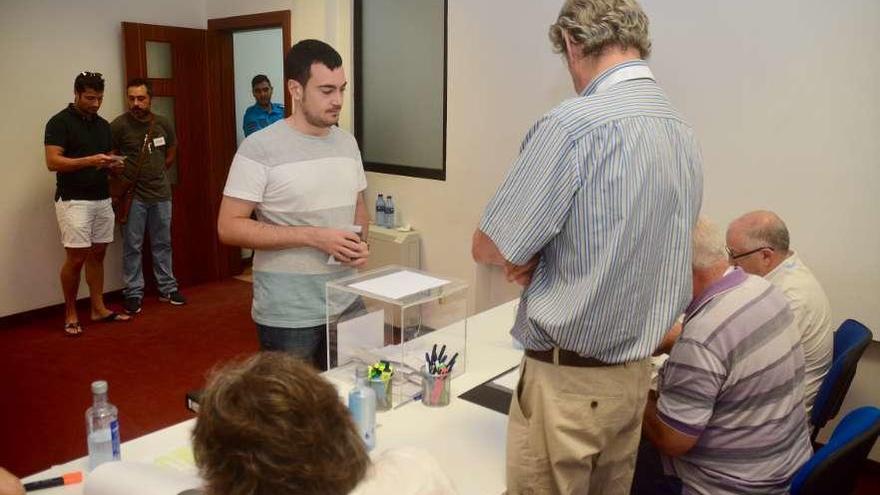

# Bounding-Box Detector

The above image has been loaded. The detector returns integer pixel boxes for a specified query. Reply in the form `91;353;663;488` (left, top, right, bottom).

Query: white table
24;299;522;495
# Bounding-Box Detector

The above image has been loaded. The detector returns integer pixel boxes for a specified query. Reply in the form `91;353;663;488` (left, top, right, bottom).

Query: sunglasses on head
79;71;103;78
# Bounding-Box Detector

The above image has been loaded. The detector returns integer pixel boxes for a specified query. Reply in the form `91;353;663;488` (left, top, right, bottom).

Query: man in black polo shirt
44;72;131;336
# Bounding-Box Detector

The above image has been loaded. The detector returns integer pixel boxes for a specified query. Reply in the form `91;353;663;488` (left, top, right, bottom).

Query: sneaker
123;297;142;314
159;290;186;306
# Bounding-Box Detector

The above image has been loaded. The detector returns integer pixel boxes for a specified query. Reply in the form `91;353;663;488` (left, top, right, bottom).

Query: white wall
232;28;285;145
0;0;206;317
643;0;880;460
641;0;880;340
638;0;880;460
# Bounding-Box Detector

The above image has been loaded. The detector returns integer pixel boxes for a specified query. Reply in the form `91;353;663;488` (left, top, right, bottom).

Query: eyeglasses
726;246;774;261
78;71;103;78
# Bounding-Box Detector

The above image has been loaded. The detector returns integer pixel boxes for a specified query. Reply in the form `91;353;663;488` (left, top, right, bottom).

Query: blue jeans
122;198;178;299
257;323;327;370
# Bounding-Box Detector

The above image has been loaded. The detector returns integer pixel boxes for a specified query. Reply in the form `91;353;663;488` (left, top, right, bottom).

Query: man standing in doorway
472;1;703;493
111;78;186;315
218;40;370;370
243;74;285;137
45;72;132;336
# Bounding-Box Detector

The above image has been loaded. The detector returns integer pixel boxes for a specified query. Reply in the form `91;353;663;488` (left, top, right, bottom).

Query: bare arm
642;391;699;457
654;321;683;356
45;145;117;173
472;229;506;266
472;229;540;286
0;467;24;495
217;195;367;262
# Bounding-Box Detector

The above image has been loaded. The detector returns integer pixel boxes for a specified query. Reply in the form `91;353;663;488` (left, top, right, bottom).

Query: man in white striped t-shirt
472;1;702;493
218;40;370;370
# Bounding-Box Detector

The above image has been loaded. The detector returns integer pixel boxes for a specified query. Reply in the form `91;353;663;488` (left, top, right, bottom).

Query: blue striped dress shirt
480;60;703;363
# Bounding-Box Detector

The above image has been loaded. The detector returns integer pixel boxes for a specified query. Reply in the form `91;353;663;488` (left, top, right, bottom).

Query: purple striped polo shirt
656;268;812;494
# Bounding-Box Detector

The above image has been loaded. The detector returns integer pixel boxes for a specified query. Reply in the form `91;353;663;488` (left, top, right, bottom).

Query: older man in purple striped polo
639;216;812;494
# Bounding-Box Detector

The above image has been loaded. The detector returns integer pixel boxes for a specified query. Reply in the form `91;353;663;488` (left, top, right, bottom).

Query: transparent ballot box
325;265;468;407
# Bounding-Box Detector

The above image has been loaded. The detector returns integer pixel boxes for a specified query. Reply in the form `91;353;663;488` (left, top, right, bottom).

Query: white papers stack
349;270;449;300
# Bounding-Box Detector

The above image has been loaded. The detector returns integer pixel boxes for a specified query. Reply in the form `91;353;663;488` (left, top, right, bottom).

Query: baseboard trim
0;289;124;329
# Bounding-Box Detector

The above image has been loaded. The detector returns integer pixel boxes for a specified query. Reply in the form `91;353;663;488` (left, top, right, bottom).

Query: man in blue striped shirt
472;1;702;493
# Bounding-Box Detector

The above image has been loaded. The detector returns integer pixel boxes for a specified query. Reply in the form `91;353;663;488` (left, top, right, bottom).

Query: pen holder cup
421;367;451;407
370;378;393;411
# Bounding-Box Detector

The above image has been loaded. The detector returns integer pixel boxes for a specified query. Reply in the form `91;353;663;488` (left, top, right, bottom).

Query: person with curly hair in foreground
192;352;455;495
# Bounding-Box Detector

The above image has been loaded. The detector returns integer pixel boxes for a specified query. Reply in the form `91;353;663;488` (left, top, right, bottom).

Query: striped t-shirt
657;268;812;494
224;121;367;328
480;60;703;363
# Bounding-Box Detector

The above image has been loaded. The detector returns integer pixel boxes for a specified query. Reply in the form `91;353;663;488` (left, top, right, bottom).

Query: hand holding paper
321;225;365;265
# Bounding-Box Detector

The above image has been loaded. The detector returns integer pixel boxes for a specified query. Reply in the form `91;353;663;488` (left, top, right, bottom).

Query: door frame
207;10;292;120
122;22;229;287
205;10;292;277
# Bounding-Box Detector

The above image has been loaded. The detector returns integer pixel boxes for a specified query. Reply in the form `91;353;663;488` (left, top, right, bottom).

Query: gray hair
692;215;728;270
549;0;652;59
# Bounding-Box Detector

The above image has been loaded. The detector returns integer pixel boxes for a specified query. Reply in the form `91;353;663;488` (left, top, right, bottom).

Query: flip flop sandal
95;312;130;323
64;322;83;337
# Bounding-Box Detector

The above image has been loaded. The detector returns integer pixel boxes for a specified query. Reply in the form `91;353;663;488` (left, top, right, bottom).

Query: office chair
810;319;872;443
791;406;880;495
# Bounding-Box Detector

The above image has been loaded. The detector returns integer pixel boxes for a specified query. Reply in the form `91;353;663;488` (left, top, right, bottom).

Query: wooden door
122;22;240;289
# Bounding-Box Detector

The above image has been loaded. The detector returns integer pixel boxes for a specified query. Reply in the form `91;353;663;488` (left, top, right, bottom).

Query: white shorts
54;198;115;248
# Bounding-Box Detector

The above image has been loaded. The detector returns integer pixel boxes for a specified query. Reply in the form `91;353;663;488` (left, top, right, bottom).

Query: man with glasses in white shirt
726;210;832;415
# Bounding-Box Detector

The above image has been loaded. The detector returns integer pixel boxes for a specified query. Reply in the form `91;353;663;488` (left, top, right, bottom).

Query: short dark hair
74;72;105;93
284;39;342;87
126;77;153;97
192;352;370;495
251;74;271;88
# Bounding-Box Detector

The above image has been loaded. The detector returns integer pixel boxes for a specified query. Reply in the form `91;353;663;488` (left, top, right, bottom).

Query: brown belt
525;348;616;368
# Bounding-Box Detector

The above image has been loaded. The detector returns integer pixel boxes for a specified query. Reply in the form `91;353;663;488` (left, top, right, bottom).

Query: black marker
23;471;82;491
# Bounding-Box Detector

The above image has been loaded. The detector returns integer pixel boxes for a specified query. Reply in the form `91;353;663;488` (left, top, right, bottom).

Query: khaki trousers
506;355;652;495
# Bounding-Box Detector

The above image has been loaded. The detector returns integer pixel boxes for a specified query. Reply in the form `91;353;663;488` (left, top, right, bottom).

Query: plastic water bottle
348;366;376;451
375;194;386;227
385;195;395;228
86;380;121;470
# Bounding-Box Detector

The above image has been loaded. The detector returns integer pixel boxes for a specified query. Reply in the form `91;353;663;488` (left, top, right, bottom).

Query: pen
23;472;83;491
446;353;459;373
393;392;423;409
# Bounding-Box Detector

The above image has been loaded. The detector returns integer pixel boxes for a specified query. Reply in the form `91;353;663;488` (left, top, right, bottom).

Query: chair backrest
810;319;872;440
792;406;880;495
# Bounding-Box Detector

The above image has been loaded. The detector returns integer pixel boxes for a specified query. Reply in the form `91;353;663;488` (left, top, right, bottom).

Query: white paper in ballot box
85;461;203;495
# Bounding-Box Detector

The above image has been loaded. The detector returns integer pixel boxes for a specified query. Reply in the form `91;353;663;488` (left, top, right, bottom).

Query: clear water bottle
86;380;121;470
347;366;376;451
375;194;386;227
385;195;395;228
